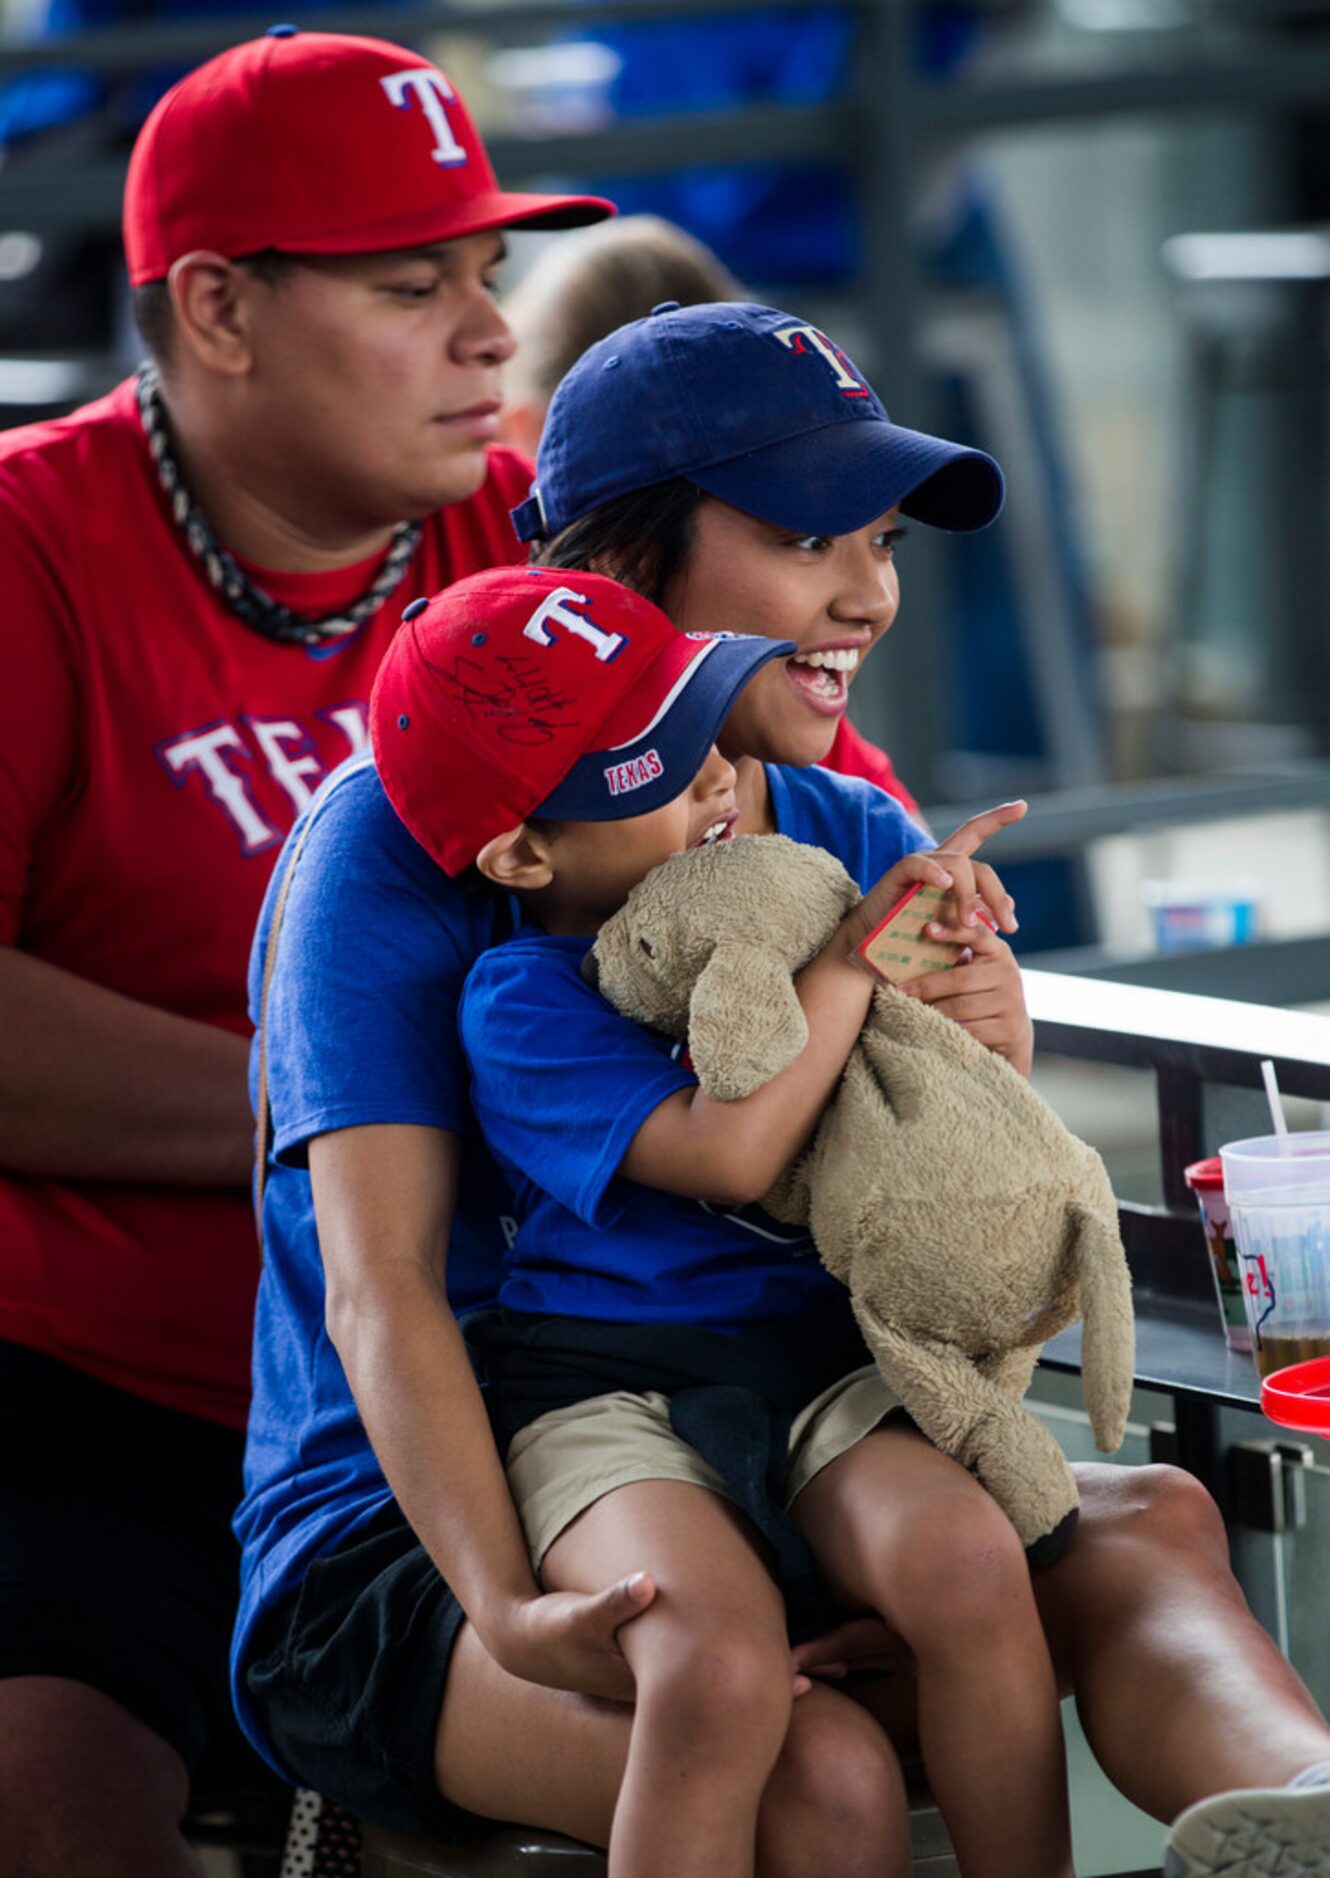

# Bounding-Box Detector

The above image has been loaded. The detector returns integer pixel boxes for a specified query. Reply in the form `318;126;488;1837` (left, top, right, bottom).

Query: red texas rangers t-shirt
0;380;531;1427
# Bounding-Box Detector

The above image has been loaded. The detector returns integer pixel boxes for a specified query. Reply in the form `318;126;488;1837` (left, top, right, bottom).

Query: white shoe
1163;1783;1330;1875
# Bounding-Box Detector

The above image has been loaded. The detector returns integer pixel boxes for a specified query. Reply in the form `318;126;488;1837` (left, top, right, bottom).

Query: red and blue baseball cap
124;27;614;287
370;566;792;876
511;300;1003;543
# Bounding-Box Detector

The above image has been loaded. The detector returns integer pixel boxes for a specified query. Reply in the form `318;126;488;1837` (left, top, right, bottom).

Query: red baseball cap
124;26;614;286
370;566;792;876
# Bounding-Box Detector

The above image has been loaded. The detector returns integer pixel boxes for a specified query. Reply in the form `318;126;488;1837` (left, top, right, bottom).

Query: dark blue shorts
243;1503;487;1839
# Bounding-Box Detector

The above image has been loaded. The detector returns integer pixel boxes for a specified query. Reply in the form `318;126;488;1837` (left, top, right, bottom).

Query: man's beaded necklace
136;362;422;648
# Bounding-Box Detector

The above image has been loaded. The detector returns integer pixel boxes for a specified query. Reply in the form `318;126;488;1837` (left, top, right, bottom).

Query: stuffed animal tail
851;1298;1080;1553
1071;1201;1135;1453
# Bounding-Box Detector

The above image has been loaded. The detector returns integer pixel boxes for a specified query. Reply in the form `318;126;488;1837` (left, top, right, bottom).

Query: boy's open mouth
692;815;737;848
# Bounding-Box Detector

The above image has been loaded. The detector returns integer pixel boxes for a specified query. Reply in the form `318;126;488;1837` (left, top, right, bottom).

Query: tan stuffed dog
590;833;1135;1560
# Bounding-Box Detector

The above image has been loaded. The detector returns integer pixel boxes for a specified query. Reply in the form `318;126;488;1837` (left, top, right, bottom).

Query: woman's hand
840;800;1027;962
488;1577;818;1702
791;1614;914;1683
902;918;1034;1077
485;1574;657;1702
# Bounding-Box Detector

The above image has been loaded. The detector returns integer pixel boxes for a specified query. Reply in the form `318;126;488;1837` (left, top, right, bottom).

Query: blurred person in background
498;211;742;459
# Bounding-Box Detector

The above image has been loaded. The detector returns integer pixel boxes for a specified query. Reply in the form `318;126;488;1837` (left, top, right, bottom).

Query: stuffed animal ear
688;943;809;1100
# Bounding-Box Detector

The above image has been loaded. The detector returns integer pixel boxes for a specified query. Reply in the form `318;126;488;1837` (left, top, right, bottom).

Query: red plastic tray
1260;1356;1330;1435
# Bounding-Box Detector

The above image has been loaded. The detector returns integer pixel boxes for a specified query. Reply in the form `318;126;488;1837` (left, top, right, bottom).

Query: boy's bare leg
792;1422;1074;1878
1034;1462;1330;1820
539;1479;802;1878
521;1478;899;1878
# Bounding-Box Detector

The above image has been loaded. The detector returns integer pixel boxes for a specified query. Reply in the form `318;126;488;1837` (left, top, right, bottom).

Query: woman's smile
784;638;871;716
663;498;900;767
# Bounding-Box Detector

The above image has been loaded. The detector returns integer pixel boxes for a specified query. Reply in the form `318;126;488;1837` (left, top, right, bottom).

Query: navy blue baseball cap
510;301;1004;543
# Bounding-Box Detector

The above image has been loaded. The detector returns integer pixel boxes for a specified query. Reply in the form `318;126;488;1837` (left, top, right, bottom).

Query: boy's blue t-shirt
230;752;521;1774
460;767;929;1329
231;755;927;1772
461;932;829;1326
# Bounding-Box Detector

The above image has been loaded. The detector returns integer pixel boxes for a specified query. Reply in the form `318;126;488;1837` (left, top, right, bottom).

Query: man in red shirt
0;27;612;1871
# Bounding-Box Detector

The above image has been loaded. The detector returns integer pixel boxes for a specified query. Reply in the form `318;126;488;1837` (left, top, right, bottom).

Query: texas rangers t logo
380;68;469;167
774;322;868;396
523;586;626;663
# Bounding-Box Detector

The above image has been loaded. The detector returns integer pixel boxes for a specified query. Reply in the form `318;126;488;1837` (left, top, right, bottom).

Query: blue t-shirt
230;752;522;1774
231;756;925;1770
460;768;927;1330
461;933;829;1326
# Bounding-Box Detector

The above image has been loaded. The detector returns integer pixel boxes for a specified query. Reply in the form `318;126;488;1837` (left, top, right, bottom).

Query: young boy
370;564;1068;1878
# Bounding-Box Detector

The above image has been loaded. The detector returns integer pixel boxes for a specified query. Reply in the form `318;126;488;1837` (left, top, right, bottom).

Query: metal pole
853;0;948;800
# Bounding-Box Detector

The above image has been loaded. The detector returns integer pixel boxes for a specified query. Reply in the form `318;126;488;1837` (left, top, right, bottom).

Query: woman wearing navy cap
518;300;1025;1069
241;303;1330;1876
510;301;1330;1875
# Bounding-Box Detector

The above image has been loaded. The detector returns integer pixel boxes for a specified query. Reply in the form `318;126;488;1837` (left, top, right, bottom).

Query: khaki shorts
506;1364;900;1566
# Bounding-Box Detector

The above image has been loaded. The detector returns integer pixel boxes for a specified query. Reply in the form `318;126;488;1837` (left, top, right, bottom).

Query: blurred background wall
1;0;1328;981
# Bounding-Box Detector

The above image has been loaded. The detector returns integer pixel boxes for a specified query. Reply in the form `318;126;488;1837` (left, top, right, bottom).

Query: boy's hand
492;1574;656;1701
900;917;1034;1076
843;800;1026;961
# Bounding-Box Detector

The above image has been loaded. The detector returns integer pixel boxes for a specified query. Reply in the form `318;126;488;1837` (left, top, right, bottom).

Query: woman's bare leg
1035;1462;1330;1821
792;1422;1073;1878
434;1626;631;1841
756;1682;914;1878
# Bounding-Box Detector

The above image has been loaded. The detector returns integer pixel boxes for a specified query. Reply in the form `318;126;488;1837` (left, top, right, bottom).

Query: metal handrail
1025;969;1330;1101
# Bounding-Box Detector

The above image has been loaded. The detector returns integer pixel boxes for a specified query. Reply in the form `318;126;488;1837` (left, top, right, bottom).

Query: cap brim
266;188;615;258
538;632;792;820
693;419;1004;536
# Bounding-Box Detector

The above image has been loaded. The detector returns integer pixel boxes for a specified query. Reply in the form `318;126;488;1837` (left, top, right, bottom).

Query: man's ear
167;252;255;377
475;824;554;892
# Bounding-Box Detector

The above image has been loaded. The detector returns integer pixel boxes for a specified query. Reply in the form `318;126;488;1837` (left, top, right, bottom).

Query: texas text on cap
370;565;791;877
124;27;614;286
511;300;1004;543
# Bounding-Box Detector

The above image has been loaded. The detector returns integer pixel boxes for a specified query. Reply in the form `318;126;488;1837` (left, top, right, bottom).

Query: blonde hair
503;214;742;416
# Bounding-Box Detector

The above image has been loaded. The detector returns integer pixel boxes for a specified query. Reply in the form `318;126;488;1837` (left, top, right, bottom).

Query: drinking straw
1260;1058;1289;1136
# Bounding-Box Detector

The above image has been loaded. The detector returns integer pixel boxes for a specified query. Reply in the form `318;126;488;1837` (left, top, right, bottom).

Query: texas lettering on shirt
0;379;534;1429
158;703;369;854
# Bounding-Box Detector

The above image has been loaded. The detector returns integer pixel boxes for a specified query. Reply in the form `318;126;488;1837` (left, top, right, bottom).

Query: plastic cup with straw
1224;1060;1330;1432
1260;1058;1288;1138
